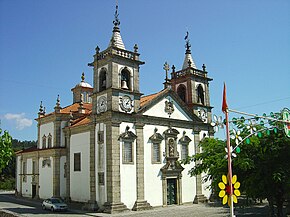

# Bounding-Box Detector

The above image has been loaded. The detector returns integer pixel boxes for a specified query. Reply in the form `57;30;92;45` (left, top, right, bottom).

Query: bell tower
89;4;144;115
170;32;213;123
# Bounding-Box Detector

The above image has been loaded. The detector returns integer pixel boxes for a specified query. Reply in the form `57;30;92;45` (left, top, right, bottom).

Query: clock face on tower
198;109;207;122
97;96;107;113
120;95;133;112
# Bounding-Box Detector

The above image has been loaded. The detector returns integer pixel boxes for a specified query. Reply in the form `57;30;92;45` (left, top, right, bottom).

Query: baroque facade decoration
16;5;214;213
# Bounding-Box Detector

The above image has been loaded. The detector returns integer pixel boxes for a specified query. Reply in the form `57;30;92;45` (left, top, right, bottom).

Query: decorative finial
172;65;175;72
125;125;130;132
54;95;61;112
56;95;60;107
43;107;46;115
95;46;100;54
202;64;206;72
39;101;43;113
113;1;120;27
184;31;191;54
154;128;158;133
81;72;85;82
134;44;138;53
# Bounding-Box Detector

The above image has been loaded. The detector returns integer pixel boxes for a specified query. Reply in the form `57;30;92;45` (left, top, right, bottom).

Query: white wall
39;157;53;199
21;158;32;197
180;129;196;203
143;96;192;121
143;124;165;206
60;156;67;198
70;132;90;202
40;122;54;148
120;122;136;209
143;124;197;206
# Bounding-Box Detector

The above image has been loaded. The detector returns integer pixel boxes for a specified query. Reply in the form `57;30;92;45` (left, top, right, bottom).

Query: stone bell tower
89;4;144;116
170;32;213;124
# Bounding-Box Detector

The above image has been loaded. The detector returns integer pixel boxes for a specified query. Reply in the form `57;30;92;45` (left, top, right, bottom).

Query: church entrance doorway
32;184;36;198
167;178;177;205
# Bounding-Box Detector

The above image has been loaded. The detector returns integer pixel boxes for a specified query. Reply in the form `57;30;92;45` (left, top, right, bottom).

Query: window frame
74;152;81;172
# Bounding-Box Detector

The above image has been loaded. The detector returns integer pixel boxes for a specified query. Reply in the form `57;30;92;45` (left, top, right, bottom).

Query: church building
16;5;214;213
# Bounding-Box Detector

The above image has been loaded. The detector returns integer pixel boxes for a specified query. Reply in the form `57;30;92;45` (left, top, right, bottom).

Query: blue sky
0;0;289;141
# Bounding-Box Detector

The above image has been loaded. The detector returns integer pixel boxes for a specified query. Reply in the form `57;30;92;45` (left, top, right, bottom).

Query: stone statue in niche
169;138;174;157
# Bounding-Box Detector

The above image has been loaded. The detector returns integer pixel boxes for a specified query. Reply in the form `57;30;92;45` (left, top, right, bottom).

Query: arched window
99;69;107;92
177;84;186;103
47;134;52;148
120;68;130;90
42;135;46;149
197;84;205;105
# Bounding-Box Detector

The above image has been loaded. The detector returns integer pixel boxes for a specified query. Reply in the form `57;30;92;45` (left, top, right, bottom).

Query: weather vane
184;31;191;52
113;0;120;26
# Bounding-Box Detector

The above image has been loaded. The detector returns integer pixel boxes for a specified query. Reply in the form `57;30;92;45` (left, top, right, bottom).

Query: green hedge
0;177;15;190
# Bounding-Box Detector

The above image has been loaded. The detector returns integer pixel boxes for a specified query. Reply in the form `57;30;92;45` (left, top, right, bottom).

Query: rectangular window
123;141;133;163
181;144;188;160
74;153;81;171
152;142;161;163
98;131;104;144
98;172;104;185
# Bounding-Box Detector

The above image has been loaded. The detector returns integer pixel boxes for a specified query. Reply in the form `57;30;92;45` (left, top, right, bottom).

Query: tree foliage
182;113;290;217
0;128;13;174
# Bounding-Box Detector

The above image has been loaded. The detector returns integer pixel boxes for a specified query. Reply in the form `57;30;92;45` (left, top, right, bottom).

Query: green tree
183;115;290;217
0;128;13;174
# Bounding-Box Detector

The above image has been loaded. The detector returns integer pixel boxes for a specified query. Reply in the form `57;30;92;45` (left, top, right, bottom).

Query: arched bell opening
120;68;130;90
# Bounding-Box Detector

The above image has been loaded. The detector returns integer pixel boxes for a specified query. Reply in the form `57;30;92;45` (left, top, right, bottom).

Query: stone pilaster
193;129;207;203
85;122;99;211
132;123;152;211
35;152;40;199
65;132;71;201
53;119;61;147
103;121;129;214
19;155;23;197
52;152;60;197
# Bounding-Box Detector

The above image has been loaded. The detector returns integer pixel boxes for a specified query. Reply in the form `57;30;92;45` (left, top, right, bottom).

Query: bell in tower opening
121;68;130;90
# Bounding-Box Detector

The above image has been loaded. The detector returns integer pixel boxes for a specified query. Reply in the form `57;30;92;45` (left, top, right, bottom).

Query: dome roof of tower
73;72;93;89
75;81;93;88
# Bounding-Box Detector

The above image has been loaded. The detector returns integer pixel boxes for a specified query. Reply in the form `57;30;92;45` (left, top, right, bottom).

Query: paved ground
0;191;275;217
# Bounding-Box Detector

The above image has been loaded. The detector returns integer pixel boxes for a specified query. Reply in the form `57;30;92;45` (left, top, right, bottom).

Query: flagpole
225;108;234;217
222;83;234;217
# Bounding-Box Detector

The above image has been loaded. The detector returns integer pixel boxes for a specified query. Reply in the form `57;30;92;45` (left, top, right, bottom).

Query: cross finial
163;61;170;80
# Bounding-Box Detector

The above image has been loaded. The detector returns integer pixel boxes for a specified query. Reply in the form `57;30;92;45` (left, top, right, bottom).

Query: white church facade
16;5;215;213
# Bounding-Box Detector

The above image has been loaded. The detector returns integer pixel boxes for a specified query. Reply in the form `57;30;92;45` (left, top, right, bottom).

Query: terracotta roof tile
140;89;167;107
70;116;91;127
60;103;92;114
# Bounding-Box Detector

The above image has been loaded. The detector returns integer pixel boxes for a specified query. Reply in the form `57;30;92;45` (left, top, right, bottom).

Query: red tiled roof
60;103;92;114
140;89;166;107
70;116;91;127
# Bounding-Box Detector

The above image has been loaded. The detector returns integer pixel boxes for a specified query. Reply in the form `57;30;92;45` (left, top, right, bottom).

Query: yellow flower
218;175;241;206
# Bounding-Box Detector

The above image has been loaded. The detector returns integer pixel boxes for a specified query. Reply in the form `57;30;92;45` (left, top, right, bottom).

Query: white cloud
4;113;33;130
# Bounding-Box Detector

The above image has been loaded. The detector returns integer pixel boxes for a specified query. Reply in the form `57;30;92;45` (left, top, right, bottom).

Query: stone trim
132;123;152;211
193;130;207;203
104;121;129;213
